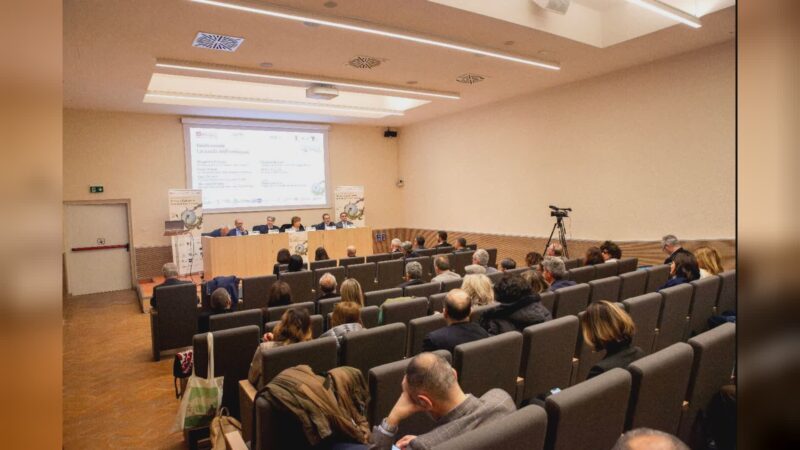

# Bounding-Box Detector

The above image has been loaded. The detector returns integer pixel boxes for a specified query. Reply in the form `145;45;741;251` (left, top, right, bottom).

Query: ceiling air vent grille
456;73;485;84
192;32;245;52
347;55;383;69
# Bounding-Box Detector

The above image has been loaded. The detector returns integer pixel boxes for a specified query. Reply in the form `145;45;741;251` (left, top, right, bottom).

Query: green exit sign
89;185;104;193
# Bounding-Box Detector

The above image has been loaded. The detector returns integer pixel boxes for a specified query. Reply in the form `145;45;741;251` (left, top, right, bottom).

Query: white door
65;203;133;296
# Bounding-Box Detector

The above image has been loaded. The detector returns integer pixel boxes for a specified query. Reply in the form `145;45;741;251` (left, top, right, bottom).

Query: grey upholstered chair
266;301;315;322
150;283;198;361
644;264;671;293
259;337;338;387
407;314;447;356
278;270;314;303
539;291;556;314
593;261;619;279
404;281;442;298
346;262;378;292
405;256;434;282
309;259;336;271
589;276;621;303
450;251;475;276
381;297;429;326
520;316;580;403
340;323;406;377
687;276;721;338
653;284;693;352
377;259;405;290
432;404;548;450
567;266;595;285
364;288;402;308
486;248;498;268
209;309;263;334
366;253;392;263
572;310;607;385
440;276;463;292
564;258;581;270
716;270;736;313
240;275;277;310
428;292;447;315
619;269;648;300
617;257;639;274
454;331;523;397
338;256;365;267
622;293;662;354
553;283;590;318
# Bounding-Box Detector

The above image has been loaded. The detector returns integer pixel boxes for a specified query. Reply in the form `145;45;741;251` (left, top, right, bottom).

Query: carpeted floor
63;289;185;449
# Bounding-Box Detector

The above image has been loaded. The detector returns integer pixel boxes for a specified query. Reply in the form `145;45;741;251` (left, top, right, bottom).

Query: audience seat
209;309;264;334
406;256;434;282
687;276;721;338
428;292;446;315
572;310;607;385
645;264;671;293
316;297;341;327
340;323;407;377
366;253;392;264
279;271;314;304
150;283;198;361
312;266;346;294
553;284;590;318
451;251;475;276
266;301;315;322
377;260;405;290
240;275;277;310
338;256;366;267
469;304;494;324
520;316;580;403
486;271;504;285
404;281;442;299
567;266;595;285
626;342;694;434
309;259;336;271
407;314;447;356
539;291;556;314
454;331;523;398
440;277;462;292
564;258;581;270
589;276;621;303
653;284;693;352
486;248;498;268
253;394;315;450
364;288;403;308
265;314;324;338
544;368;632;450
390;251;405;260
361;305;380;329
619;270;648;300
436;246;454;254
381;297;429;327
432;404;548;450
622;293;662;354
716;270;736;314
346;262;378;292
617;257;639;274
593;261;619;279
416;248;436;257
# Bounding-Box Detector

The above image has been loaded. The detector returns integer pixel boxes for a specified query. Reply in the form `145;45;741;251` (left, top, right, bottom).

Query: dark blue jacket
549;279;577;292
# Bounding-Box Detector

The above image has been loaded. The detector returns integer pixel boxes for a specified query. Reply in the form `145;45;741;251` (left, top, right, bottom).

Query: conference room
63;0;736;449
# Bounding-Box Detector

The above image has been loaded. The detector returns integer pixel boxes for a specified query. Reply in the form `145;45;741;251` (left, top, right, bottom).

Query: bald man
612;428;689;450
346;245;357;257
422;289;489;354
369;352;514;450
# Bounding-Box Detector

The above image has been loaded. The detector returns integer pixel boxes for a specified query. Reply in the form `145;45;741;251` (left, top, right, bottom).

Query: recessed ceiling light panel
456;73;485;84
347;56;383;69
192;32;245;52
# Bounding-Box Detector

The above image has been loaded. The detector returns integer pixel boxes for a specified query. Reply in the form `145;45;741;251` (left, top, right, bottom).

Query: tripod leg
544;221;559;255
557;221;569;259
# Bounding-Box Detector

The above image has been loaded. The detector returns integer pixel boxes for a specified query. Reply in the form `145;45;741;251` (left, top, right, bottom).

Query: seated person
600;240;622;262
227;219;248;236
273;248;291;276
465;249;497;274
314;246;330;261
581;301;644;379
248;308;312;389
401;241;419;258
389;238;402;253
480;274;551;335
525;251;544;270
695;246;724;278
317;273;338;300
314;213;337;231
198;287;232;333
340;278;365;306
204;226;229;237
431;256;461;283
613;428;690;450
659;252;700;290
453;237;469;252
252;216;279;234
584;246;605;265
267;281;292;307
661;234;693;265
499;258;517;272
336;212;354;228
521;269;550;293
149;262;193;309
422;289;489;353
318;301;363;349
435;230;450;248
464;265;486;275
398;261;425;288
543;257;576;292
287;254;305;272
346;245;358;258
414;236;426;250
462;274;494;306
280;216;305;233
369;352;515;450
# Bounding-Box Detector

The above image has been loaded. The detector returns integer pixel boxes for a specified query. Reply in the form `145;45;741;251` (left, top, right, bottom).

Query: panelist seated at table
314;213;338;231
336;212;355;229
252;216;280;234
227;219;249;236
280;216;306;233
203;226;229;237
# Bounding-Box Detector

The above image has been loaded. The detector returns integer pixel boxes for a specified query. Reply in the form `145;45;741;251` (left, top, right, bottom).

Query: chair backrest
260;337;338;386
466;244;478;251
553;283;590;318
539;291;556;314
486;248;498;268
264;314;324;338
405;256;434;282
361;305;380;329
567;266;595;285
266;301;315;322
619;270;648;300
309;259;336;271
622;293;662;355
680;323;735;445
346;262;378;292
416;248;436;258
716;270;736;313
544;368;632;450
432;404;548;450
486;271;504;285
209;309;263;334
451;251;475;276
254;393;313;450
521;316;580;402
440;276;463;292
454;331;523;397
366;253;392;264
572;310;607;384
381;297;429;327
364;287;403;308
316;297;341;327
241;275;277;310
404;281;442;298
377;259;405;290
428;292;447;315
589;276;621;303
564;258;581;270
278;270;314;304
193;325;260;419
687;276;721;338
338;256;366;267
436;246;454;254
645;264;671;293
152;283;199;355
407;314;448;356
312;266;346;295
627;342;694;434
617;257;639;274
341;323;407;376
593;261;619;279
390;251;405;260
653;284;693;352
469;304;495;324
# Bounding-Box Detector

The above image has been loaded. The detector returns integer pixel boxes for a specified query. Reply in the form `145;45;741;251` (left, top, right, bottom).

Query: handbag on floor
209;407;242;450
173;332;224;431
173;349;193;398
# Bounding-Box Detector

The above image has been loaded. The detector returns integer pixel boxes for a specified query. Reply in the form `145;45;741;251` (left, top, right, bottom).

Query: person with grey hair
431;256;461;283
390;238;402;253
317;272;338;300
543;256;576;292
149;262;193;309
252;216;279;234
662;234;693;265
398;261;425;288
464;248;498;274
464;264;487;275
369;352;515;450
612;428;690;450
401;241;420;258
545;242;565;259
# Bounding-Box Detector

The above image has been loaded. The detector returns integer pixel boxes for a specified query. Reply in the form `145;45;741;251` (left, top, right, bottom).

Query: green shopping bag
173;332;224;431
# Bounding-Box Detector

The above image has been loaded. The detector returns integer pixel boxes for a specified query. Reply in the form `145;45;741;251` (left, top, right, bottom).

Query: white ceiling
63;0;735;126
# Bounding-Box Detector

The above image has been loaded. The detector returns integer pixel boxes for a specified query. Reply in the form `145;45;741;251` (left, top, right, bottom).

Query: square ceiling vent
192;32;245;52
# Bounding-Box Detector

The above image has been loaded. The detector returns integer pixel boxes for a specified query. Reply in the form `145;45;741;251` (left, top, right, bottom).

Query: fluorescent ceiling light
627;0;702;28
144;92;405;117
189;0;560;71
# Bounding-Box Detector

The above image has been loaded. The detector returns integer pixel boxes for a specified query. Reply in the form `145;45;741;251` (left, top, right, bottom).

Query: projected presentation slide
185;125;328;211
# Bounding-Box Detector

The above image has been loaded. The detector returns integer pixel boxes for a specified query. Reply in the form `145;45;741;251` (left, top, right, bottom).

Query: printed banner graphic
168;189;204;275
334;186;366;228
288;231;309;263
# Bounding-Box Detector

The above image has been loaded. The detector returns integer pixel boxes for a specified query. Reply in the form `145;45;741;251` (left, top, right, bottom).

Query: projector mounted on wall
532;0;570;15
306;84;339;100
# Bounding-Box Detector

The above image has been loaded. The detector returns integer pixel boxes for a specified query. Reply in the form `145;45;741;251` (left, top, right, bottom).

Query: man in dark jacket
423;289;489;353
661;234;693;265
481;274;552;335
398;261;425;288
543;256;576;292
149;262;194;309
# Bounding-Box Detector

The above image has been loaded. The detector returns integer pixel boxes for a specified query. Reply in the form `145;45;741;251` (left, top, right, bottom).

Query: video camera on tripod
544;205;572;258
549;205;572;218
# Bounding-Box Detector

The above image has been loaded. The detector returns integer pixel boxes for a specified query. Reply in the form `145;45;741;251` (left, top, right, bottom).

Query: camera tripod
544;215;569;259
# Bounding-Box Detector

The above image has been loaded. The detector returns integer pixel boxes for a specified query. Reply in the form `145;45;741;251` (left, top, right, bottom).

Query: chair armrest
239;379;258;442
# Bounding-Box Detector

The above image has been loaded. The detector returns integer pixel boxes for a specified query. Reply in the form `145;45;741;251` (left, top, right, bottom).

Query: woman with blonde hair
522;270;550;294
339;278;365;306
248;308;312;389
580;301;644;379
461;274;494;306
695;246;724;278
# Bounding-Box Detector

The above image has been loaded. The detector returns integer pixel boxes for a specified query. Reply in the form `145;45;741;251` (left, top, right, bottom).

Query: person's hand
396;434;417;449
387;391;423;427
263;332;274;342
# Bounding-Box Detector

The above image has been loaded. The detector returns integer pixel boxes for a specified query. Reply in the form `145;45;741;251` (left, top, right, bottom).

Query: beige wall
397;42;735;241
63;110;402;247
